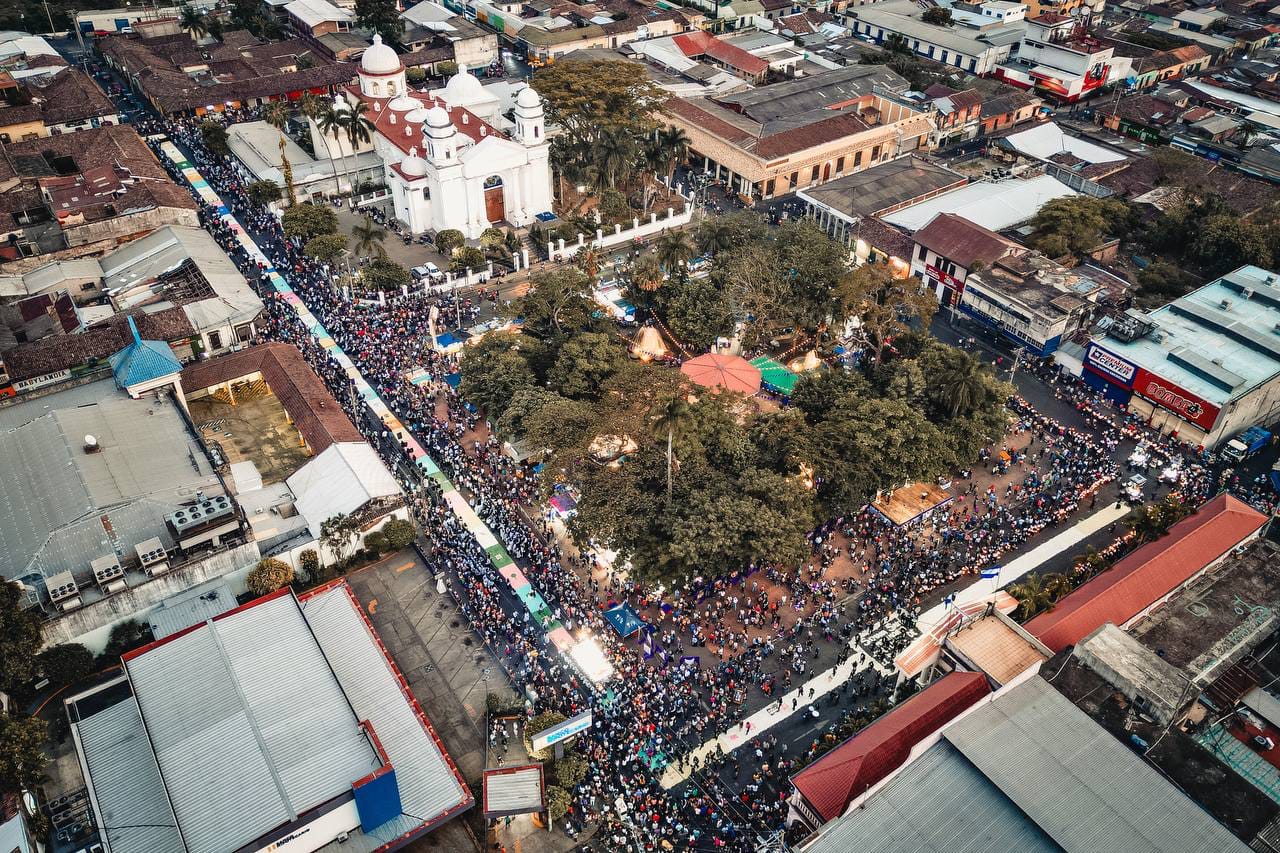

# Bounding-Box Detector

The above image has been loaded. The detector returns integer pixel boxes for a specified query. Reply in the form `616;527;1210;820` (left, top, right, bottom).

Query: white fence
547;205;695;261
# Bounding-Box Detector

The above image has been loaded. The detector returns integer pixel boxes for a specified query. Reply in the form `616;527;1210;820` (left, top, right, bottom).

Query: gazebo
681;353;761;394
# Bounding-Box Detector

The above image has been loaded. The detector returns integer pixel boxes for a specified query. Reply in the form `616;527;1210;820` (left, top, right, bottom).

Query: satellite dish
84;435;98;447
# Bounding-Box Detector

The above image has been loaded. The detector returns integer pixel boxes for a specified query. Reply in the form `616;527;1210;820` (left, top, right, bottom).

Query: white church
312;34;553;240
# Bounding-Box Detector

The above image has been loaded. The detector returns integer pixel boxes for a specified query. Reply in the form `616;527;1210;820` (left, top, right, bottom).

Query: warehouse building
1082;264;1280;447
66;582;473;853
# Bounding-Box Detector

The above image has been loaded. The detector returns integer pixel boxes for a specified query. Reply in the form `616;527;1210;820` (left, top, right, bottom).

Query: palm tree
343;101;376;193
262;100;296;206
594;129;636;190
316;106;346;195
659;127;690;185
351;215;387;259
180;5;209;40
696;217;735;256
574;245;602;282
1009;572;1054;621
628;254;664;293
651;395;693;508
1043;573;1072;602
655;230;696;274
937;353;987;418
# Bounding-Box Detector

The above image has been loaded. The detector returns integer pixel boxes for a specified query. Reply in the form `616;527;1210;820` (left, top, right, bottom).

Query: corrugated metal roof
287;443;400;538
944;676;1251;853
303;584;471;844
791;671;990;822
0;384;222;584
1027;494;1268;653
799;739;1061;853
77;698;185;853
147;578;237;640
125;592;381;853
483;765;544;815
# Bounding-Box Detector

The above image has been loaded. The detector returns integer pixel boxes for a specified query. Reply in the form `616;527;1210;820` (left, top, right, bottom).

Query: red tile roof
179;342;363;455
790;671;990;823
1027;494;1268;653
913;212;1021;269
348;84;500;156
673;31;769;77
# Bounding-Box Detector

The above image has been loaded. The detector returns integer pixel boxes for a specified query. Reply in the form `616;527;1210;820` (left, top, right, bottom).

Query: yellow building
662;65;934;200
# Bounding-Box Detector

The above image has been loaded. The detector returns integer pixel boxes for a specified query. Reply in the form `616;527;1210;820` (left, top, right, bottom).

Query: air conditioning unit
46;571;82;612
91;555;127;594
336;832;350;843
135;537;170;577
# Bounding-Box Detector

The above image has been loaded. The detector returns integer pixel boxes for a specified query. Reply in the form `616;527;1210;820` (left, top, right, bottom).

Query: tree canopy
355;0;404;41
1026;196;1132;259
282;204;339;242
1;581;43;694
533;60;665;147
247;558;295;597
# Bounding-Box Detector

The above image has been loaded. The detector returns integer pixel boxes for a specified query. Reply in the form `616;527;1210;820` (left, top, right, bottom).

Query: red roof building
673;31;770;80
788;671;990;828
1027;494;1268;653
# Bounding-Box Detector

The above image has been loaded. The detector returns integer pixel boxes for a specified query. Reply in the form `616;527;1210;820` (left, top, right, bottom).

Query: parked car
412;262;441;280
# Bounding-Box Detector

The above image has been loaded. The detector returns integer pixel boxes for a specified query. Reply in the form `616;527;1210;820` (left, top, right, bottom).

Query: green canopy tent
749;355;799;396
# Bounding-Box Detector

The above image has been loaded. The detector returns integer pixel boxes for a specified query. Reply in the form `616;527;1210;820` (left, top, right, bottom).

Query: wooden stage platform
870;481;954;527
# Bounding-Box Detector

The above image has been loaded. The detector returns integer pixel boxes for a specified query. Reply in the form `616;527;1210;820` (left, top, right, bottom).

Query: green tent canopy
749;355;799;395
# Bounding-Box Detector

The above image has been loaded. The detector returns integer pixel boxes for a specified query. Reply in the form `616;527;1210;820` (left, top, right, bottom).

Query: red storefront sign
926;264;963;292
1133;368;1220;431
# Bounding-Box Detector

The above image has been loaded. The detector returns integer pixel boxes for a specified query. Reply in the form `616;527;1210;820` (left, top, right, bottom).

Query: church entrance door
484;175;505;224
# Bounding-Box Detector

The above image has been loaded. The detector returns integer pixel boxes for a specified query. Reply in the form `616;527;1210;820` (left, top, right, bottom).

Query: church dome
425;104;452;129
516;85;542;110
388;94;419;112
406;106;432;124
442;65;485;105
361;34;401;75
401;147;427;177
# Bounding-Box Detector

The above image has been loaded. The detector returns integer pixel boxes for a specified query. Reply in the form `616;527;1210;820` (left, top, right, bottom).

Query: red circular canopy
681;353;762;395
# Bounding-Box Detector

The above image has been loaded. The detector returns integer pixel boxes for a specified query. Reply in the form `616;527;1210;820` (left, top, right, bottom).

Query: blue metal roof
109;316;181;389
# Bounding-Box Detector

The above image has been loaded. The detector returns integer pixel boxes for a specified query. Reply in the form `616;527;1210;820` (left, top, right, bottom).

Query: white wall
547;206;695;260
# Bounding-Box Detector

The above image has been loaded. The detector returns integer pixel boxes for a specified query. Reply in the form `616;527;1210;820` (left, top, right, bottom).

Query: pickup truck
1221;426;1272;464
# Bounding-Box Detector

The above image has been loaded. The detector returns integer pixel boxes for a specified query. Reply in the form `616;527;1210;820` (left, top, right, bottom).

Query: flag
981;566;1001;580
943;593;956;608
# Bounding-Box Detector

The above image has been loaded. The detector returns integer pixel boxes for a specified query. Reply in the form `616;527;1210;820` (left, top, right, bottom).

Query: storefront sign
1084;343;1136;386
925;263;963;291
1132;367;1220;431
530;710;593;752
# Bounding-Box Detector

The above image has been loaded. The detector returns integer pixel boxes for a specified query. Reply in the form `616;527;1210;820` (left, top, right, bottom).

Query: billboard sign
1133;368;1220;431
1084;343;1137;386
925;263;963;291
530;710;592;752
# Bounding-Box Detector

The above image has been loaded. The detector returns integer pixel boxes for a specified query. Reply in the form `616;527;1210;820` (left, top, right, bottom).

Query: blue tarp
603;604;646;638
443;372;461;388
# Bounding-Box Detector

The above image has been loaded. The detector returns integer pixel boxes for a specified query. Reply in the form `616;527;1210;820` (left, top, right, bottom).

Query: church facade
322;34;552;240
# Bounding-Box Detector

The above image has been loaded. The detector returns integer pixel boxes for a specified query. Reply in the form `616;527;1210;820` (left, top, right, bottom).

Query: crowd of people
144;103;1276;851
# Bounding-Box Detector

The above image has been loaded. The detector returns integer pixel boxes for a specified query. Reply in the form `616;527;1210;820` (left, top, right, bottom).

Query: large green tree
547;332;631;400
459;333;538;417
355;0;404;41
0;714;47;797
1027;196;1132;259
533;60;665;147
282;204;339;242
1;581;42;693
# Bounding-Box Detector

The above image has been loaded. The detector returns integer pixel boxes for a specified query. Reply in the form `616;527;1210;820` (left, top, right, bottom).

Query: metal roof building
0;378;224;592
799;676;1251;853
68;582;472;853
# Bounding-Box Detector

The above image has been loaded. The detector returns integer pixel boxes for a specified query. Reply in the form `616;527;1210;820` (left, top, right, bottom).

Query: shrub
299;549;320;581
381;518;417;551
545;785;571;822
524;710;567;760
364;531;389;554
246;558;294;597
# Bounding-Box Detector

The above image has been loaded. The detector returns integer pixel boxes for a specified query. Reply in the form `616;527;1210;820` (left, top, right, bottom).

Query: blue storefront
1081;341;1136;406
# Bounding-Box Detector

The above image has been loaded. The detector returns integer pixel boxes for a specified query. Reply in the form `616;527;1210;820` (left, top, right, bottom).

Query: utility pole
1009;346;1025;382
41;0;56;34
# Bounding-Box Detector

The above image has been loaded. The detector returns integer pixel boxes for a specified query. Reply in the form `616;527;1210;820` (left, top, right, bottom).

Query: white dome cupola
441;63;485;107
401;146;427;178
514;85;545;146
359;34;406;99
424;104;458;165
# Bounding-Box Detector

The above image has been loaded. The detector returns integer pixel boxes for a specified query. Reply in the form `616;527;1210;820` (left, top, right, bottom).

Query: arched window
484;175;503;189
387;81;397;96
371;82;381;96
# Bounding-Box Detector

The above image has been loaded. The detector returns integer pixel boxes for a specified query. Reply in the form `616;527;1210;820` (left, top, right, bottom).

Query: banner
1132;367;1219;431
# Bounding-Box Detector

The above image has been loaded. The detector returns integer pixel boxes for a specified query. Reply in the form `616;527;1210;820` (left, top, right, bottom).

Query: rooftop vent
168;495;234;535
83;434;100;454
135;537;167;567
1220;298;1232;310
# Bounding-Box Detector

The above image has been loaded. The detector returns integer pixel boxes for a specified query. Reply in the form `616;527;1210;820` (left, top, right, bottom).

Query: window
969;58;977;71
940;51;948;63
388;82;397;96
927;45;934;57
789;171;799;187
423;187;431;200
918;244;927;260
765;178;775;196
871;144;880;160
534;126;540;139
810;164;820;181
208;330;223;350
836;156;845;173
853;151;862;168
